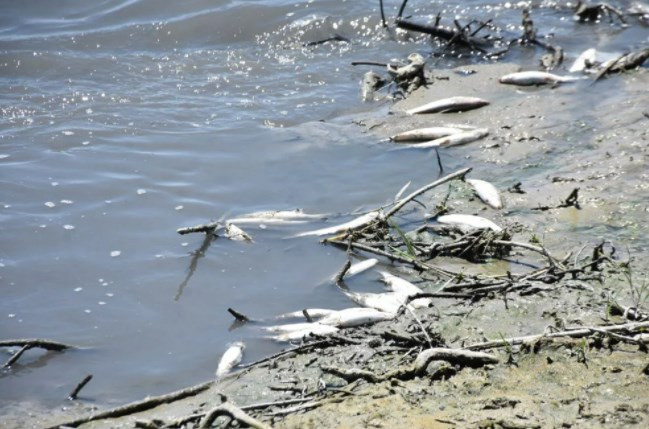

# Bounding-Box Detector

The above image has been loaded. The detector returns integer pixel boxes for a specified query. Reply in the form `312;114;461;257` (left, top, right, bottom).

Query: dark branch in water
351;61;388;67
68;374;93;400
227;308;251;323
379;0;387;28
176;220;221;235
48;381;214;428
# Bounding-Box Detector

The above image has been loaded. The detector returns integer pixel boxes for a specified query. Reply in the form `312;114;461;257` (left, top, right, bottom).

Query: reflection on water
1;0;647;413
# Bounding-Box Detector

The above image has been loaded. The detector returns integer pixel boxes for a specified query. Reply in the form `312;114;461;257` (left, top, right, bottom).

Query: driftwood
68;374;93;400
176;221;221;235
48;380;213;428
1;338;76;368
322;347;498;383
199;402;270;429
465;321;649;351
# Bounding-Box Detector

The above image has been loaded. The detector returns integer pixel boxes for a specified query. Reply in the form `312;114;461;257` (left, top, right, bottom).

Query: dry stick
385;167;471;219
176;220;221;235
199;402;270;429
267;398;343;416
404;307;433;348
492;240;563;269
588;328;643;345
327;239;455;277
236;339;343;371
334;259;352;285
48;380;213;429
464;321;649;351
322;347;498;383
68;374;93;400
166;397;315;428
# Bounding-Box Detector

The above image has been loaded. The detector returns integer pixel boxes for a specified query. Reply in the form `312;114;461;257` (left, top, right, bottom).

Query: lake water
1;0;647;413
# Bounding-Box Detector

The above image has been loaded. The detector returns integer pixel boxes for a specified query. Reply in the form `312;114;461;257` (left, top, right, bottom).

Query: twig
68;374;93;400
385;168;471;219
327;239;455;277
199;402;270;429
176;221;221;235
404;307;433;348
334;259;352;285
48;380;214;428
379;0;387;28
465;321;649;351
322;347;498;383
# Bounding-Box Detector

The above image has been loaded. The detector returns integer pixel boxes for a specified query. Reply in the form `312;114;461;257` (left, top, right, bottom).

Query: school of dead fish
213;22;649;379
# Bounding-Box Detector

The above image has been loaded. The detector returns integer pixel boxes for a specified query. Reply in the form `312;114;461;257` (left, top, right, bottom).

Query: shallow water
1;0;647;412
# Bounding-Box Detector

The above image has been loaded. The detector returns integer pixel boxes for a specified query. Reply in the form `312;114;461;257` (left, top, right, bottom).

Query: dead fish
274;308;336;320
225;223;253;241
344;258;379;278
228;209;327;225
264;322;320;334
569;48;597;72
318;307;394;327
406;128;489;149
406;96;489;115
225;217;309;226
242;209;327;220
378;271;431;308
294;210;381;237
466;179;503;209
436;214;502;233
341;290;408;314
271;324;339;342
215;342;245;379
390;127;464;142
499;71;582;86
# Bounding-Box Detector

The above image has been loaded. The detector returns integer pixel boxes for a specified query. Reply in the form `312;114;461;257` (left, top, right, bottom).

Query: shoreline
18;60;649;429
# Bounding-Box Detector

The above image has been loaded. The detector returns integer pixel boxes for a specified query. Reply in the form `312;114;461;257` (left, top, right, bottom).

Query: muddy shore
11;62;649;429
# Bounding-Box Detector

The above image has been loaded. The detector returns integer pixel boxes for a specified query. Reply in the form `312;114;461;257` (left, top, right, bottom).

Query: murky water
1;0;647;412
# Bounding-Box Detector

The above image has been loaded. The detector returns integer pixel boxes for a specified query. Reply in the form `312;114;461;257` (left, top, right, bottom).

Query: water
1;0;647;413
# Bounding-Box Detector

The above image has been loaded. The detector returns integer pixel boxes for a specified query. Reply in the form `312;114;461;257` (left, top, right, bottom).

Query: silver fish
499;71;582;86
390;127;464;142
225;217;309;226
271;323;339;342
215;342;245;379
294;210;381;237
406;128;489;149
436;214;502;233
235;209;328;221
264;322;320;334
466;179;503;209
225;223;253;241
406;96;489;115
341;290;409;314
274;308;336;320
569;48;597;73
344;258;379;278
318;307;394;328
378;271;431;308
